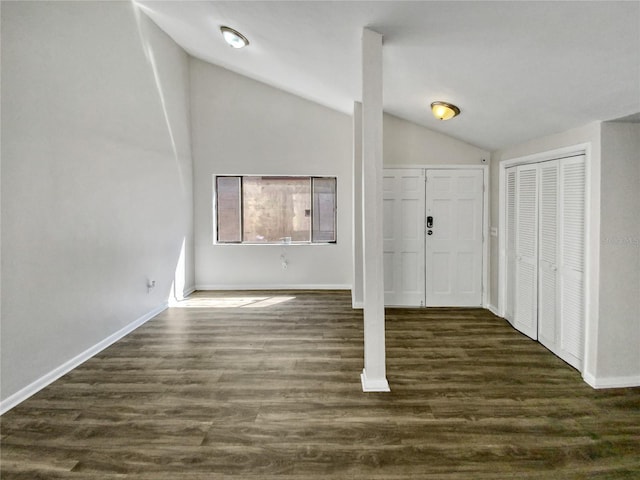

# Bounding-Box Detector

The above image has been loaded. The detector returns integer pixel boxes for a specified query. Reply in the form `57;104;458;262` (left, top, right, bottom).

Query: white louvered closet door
558;156;586;369
514;164;539;340
505;167;517;324
537;161;560;353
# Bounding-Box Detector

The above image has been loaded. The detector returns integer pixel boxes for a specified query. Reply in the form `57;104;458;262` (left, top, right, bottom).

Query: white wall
598;122;640;381
384;113;489;166
190;59;352;289
1;2;194;404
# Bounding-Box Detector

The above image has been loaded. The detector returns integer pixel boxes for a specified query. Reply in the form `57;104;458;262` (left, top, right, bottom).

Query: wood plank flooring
1;290;639;479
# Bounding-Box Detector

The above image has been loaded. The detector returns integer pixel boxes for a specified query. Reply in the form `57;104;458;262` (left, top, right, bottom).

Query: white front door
383;169;425;306
425;169;484;306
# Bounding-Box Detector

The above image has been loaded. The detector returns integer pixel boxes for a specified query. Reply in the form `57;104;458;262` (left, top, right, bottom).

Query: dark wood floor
1;290;639;479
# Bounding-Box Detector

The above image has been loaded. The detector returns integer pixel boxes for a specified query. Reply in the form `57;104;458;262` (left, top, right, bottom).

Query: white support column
360;28;389;392
352;102;364;309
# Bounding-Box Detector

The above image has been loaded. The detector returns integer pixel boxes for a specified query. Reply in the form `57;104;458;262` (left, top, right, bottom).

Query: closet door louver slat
559;157;586;370
505;168;517;324
514;165;539;340
538;161;560;352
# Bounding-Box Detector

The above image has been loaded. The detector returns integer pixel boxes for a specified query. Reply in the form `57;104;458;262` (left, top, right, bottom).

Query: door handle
426;216;433;228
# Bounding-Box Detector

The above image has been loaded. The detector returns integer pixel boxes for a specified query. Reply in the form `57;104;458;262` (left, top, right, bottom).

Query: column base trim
583;372;640;389
360;368;390;392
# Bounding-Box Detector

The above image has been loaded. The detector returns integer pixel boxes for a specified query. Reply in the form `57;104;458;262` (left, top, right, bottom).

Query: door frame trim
383;164;489;308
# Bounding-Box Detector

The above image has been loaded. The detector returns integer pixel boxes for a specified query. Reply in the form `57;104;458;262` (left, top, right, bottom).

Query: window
214;176;337;244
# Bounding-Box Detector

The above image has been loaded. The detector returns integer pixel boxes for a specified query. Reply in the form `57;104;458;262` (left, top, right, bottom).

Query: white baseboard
183;286;196;297
0;302;168;415
195;284;351;291
486;304;501;317
169;287;196;306
360;368;390;392
583;372;640;389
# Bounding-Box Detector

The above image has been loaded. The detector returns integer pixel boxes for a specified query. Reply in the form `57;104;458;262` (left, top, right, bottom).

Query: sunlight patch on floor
171;296;296;309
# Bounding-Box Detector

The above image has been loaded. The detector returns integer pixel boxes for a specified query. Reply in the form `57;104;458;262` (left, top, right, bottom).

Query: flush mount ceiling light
220;26;249;48
431;101;460;120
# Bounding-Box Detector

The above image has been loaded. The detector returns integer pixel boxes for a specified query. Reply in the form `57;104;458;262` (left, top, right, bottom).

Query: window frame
213;175;337;245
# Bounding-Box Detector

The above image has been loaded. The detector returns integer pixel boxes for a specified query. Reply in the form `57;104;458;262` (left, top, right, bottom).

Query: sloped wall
1;1;194;404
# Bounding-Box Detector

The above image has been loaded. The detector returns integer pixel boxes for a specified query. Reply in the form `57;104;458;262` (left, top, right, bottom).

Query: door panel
515;261;537;337
382;175;398;303
383;169;425;306
514;164;539;339
457;252;475;293
425;169;483;306
558;156;586;369
538;161;559;352
505;167;517;324
432;252;451;294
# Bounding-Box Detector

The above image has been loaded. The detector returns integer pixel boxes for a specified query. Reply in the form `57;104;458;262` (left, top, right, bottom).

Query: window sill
214;242;337;246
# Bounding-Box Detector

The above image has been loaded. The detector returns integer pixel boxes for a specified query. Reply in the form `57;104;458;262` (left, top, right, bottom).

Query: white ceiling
137;1;640;151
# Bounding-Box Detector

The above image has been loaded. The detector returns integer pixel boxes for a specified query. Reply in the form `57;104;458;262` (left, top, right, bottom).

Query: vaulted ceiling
137;1;640;151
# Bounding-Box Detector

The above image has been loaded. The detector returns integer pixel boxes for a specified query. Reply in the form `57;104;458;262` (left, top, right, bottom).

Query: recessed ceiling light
220;26;249;49
431;101;460;120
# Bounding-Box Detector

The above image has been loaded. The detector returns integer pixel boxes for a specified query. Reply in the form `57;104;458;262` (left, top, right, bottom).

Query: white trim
385;164;487;170
212;242;339;247
481;166;490;308
498;144;590;169
582;142;597;383
486;304;501;317
352;301;364;309
0;303;168;415
360;368;390;392
183;286;196;297
583;372;640;389
498;164;507;317
169;286;197;307
195;284;351;291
